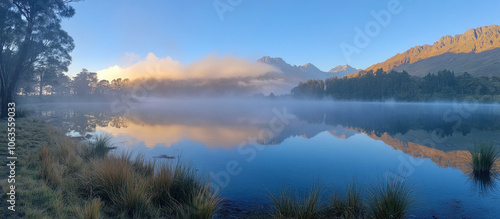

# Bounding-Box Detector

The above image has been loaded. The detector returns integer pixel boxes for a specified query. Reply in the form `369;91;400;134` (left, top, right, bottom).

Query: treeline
291;69;500;101
18;69;130;97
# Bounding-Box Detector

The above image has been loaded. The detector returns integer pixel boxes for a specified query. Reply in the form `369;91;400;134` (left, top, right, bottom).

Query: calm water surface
28;100;500;218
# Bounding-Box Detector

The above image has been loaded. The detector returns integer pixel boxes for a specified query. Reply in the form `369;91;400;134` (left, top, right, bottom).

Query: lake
27;99;500;218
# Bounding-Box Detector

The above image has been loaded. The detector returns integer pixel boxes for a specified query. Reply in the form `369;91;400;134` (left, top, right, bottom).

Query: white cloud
97;53;280;81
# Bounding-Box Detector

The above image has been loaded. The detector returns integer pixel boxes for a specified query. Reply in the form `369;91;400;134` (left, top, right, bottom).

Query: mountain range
253;25;500;94
351;24;500;77
257;56;360;82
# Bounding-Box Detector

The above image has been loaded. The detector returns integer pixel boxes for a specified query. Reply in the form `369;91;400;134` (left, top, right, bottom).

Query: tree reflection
35;104;128;135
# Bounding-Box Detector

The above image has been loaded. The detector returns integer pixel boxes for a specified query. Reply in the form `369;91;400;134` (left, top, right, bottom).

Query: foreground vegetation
0;118;220;218
469;142;499;175
270;179;415;219
467;142;499;194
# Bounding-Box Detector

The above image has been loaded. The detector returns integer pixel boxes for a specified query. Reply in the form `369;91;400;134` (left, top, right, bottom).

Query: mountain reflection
32;101;500;174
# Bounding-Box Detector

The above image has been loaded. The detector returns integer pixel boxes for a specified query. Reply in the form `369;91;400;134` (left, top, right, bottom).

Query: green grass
0;119;84;218
367;178;415;219
469;142;498;175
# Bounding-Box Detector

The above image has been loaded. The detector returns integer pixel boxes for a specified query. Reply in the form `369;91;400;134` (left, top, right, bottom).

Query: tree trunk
0;21;33;118
0;91;11;118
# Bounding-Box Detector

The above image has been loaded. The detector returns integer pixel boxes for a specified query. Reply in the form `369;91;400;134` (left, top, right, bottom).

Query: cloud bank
96;53;294;95
97;53;280;81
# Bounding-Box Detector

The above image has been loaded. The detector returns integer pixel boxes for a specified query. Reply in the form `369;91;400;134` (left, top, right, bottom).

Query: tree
35;55;70;96
95;79;110;95
51;74;71;95
73;68;98;96
291;79;325;99
0;0;79;117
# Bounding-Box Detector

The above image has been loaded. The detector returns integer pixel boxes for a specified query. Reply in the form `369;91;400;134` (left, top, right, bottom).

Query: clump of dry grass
80;198;102;219
469;142;498;176
270;185;323;219
39;146;62;187
85;134;116;159
80;154;134;202
79;152;220;218
175;185;222;219
367;178;415;219
116;179;151;217
330;181;364;218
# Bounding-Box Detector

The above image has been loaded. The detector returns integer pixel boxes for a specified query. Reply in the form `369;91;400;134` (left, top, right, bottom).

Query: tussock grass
50;131;84;174
269;179;415;219
169;163;202;205
469;142;498;175
116;179;151;218
80;154;134;202
81;198;102;219
367;179;414;219
330;181;364;218
175;185;222;219
191;185;222;218
39;146;61;187
79;151;220;218
149;165;174;206
270;185;322;219
131;154;155;177
85;134;116;159
467;142;499;194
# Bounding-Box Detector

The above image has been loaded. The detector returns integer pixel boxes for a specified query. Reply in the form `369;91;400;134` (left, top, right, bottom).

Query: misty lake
28;100;500;218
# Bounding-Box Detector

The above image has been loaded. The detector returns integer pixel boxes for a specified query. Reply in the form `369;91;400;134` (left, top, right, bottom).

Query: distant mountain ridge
257;56;360;81
328;64;360;78
350;25;500;77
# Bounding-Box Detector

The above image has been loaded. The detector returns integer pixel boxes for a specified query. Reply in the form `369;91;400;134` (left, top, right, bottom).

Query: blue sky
62;0;500;76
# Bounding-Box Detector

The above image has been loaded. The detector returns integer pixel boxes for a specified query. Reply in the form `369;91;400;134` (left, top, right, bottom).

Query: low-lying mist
97;53;297;95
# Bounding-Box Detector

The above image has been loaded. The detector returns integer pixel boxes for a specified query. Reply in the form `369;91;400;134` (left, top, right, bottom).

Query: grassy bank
0;118;220;218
